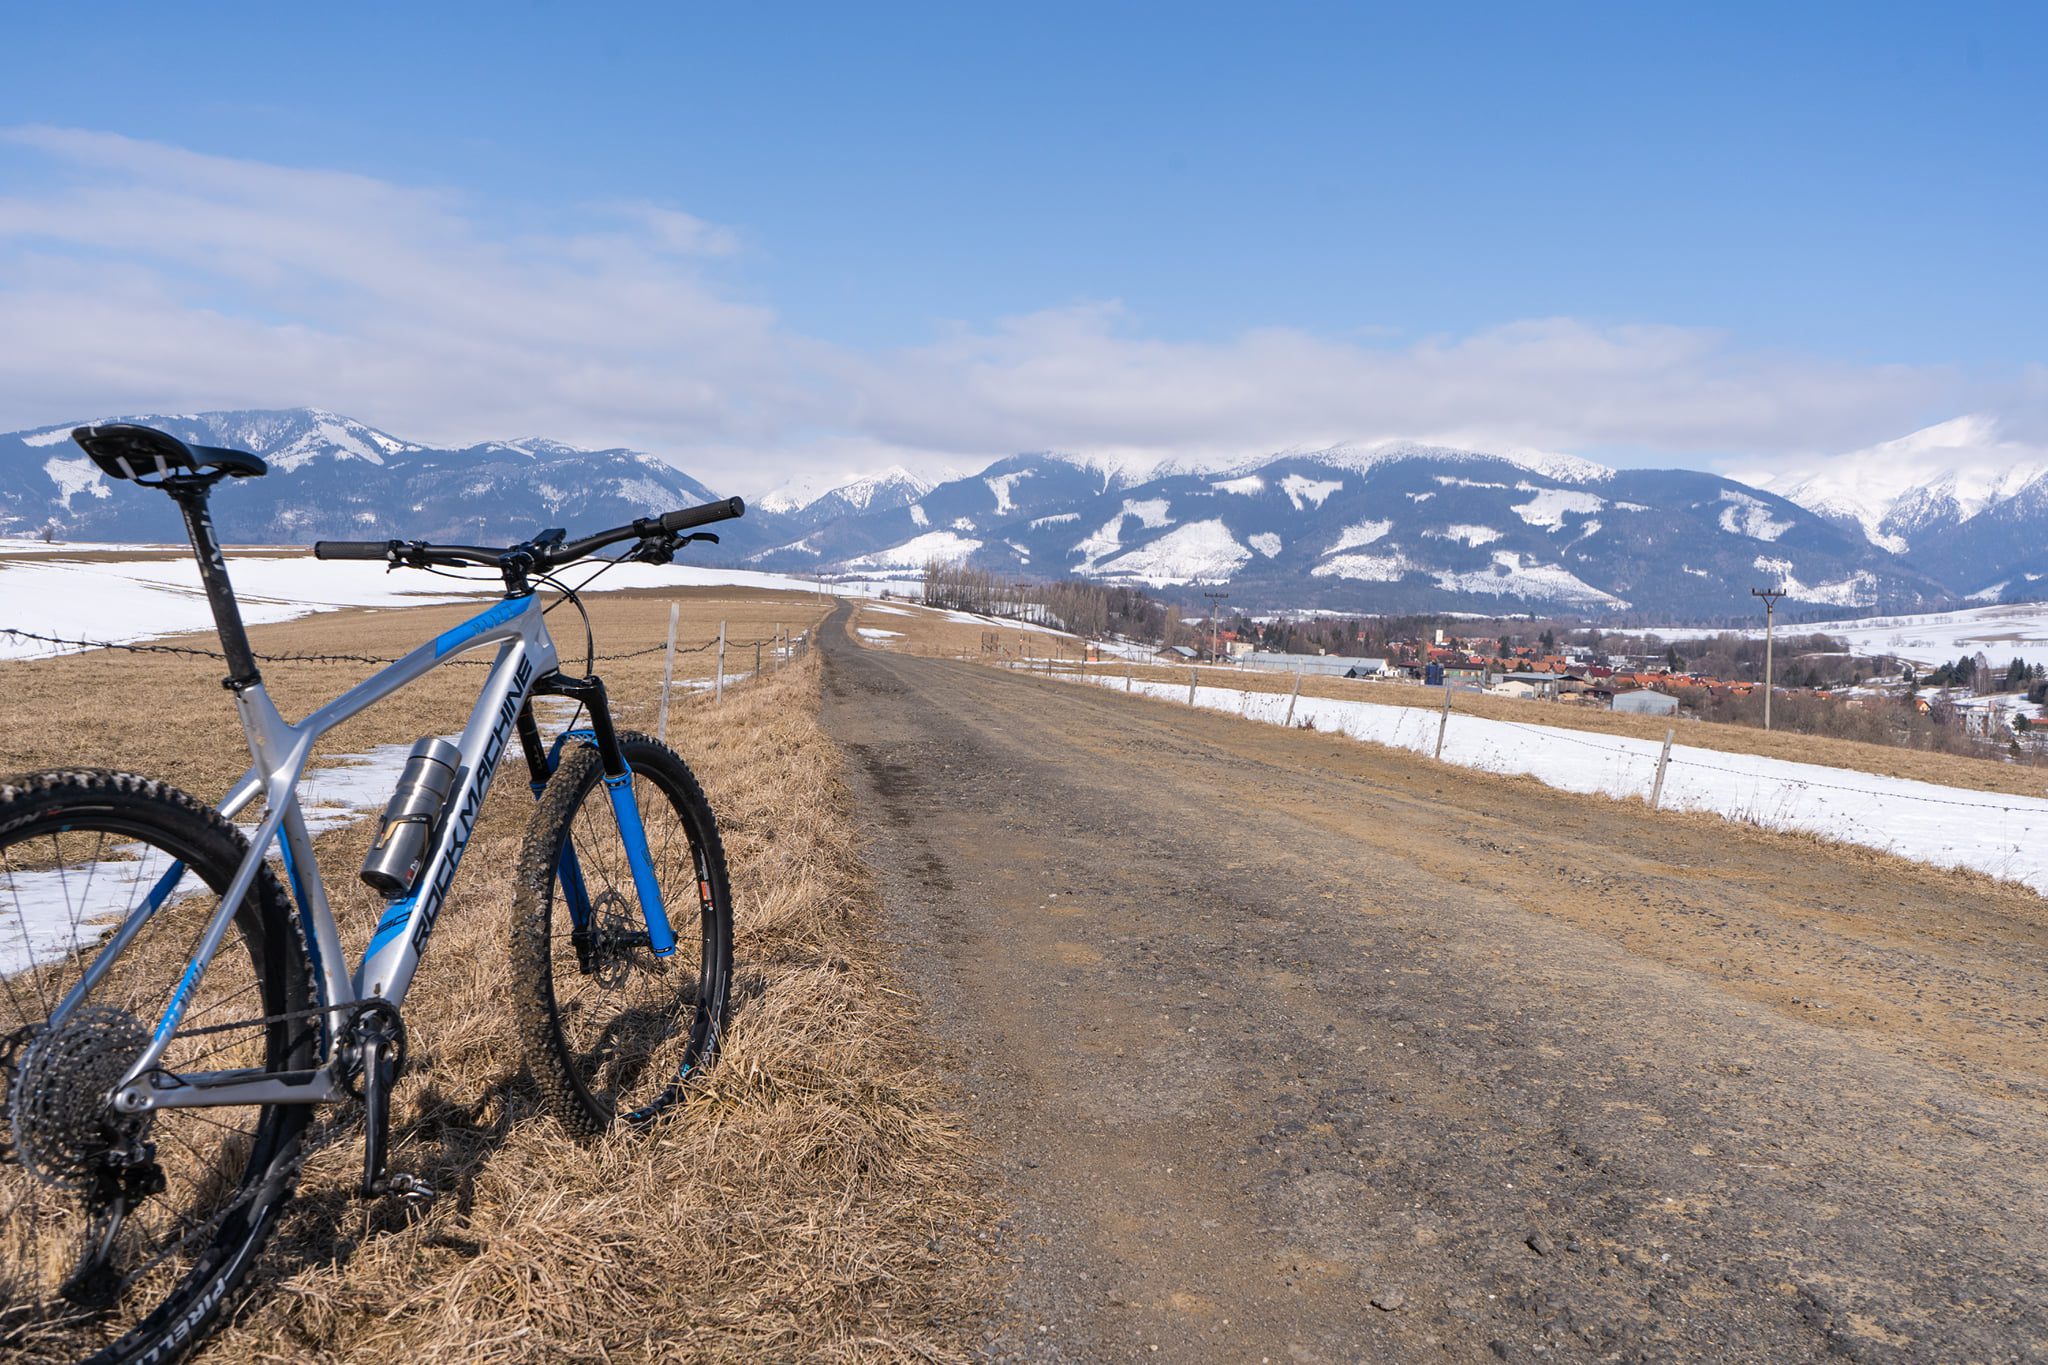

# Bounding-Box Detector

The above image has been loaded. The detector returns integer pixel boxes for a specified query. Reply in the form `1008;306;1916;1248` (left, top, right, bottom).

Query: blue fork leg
603;771;677;957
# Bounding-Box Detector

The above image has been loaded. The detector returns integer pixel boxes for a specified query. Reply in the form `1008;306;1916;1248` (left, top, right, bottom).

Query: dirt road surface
819;609;2048;1363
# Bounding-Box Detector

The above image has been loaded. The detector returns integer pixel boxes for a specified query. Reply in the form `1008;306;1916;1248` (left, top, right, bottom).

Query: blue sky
2;3;2043;488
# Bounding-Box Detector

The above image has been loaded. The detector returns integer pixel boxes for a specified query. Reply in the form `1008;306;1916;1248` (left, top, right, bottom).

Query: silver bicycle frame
81;592;561;1114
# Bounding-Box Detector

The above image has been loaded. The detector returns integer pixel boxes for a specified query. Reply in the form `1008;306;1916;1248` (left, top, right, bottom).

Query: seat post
164;478;262;691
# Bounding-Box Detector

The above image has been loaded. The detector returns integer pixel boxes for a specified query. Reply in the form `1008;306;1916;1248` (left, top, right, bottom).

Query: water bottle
359;737;462;896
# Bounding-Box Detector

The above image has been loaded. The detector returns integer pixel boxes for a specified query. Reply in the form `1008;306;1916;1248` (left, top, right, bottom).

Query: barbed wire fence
0;615;812;742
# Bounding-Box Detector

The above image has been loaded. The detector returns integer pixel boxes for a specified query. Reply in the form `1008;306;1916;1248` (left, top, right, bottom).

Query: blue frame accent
433;597;528;657
363;897;417;959
603;771;677;957
155;950;205;1042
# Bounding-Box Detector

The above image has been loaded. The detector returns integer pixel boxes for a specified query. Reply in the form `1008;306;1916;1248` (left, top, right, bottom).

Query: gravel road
819;610;2048;1363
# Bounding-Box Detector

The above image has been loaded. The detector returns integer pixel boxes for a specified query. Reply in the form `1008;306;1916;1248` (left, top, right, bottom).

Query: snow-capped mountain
758;466;936;534
0;409;2030;619
745;440;1944;618
1;409;720;546
1742;416;2048;557
1733;416;2048;604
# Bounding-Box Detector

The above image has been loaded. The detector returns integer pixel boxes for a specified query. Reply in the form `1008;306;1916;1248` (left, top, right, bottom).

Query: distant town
912;562;2048;763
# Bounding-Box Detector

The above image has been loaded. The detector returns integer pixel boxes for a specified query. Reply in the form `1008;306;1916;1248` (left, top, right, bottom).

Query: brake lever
626;531;719;565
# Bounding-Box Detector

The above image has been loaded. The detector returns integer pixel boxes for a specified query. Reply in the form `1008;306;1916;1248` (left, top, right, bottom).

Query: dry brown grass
0;588;1000;1360
1012;656;2048;801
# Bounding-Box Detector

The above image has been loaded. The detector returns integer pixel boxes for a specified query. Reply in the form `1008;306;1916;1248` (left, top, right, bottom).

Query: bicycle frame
59;590;648;1116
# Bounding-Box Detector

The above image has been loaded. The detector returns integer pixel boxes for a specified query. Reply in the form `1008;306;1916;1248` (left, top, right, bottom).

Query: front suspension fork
516;677;678;960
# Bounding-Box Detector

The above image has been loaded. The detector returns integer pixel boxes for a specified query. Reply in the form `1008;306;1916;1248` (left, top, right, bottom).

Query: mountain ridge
4;407;2041;620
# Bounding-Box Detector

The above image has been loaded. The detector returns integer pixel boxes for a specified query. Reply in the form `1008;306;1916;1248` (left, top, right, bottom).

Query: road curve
820;609;2048;1363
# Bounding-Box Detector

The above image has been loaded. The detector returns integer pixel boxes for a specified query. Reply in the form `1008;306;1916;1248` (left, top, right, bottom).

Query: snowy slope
1744;416;2048;556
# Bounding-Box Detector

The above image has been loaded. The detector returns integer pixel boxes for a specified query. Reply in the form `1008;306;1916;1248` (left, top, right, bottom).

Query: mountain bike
0;424;742;1363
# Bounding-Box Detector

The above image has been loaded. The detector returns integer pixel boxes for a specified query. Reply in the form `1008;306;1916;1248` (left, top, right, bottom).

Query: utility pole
1752;586;1786;730
1202;588;1230;666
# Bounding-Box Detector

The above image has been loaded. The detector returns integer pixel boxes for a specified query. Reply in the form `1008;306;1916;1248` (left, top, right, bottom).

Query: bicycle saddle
72;423;268;482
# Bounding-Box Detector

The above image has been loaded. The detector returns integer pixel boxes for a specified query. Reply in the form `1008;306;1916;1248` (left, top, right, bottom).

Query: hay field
996;655;2048;801
0;586;998;1360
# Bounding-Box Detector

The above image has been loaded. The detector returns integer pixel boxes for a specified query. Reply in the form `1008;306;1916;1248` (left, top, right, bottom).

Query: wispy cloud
0;126;2020;490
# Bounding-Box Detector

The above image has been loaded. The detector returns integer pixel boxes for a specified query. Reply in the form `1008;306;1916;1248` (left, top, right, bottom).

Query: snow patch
1327;519;1392;553
1280;474;1343;510
1750;557;1877;608
1510;486;1605;530
1311;551;1417;583
43;457;110;509
1433;552;1628;609
1029;511;1080;529
1249;532;1282;558
1718;490;1794;542
1425;524;1503;547
910;503;930;527
844;531;984;572
985;470;1031;515
1210;474;1266;496
1121;498;1173;529
1096;520;1251;586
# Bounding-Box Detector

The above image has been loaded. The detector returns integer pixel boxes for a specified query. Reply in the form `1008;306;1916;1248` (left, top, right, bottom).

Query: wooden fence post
754;641;762;677
1126;661;1134;692
1435;684;1452;760
1188;668;1198;706
714;619;727;703
1285;671;1303;728
1650;727;1675;810
657;601;679;741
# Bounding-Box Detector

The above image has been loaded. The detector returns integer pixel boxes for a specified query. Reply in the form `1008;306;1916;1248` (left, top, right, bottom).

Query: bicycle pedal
369;1171;435;1202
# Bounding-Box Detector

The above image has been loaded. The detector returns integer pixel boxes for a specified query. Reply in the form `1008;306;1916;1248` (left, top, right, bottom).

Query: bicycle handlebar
312;495;746;572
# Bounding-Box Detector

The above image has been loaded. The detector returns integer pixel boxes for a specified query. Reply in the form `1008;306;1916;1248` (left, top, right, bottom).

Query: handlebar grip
312;540;396;561
658;496;745;533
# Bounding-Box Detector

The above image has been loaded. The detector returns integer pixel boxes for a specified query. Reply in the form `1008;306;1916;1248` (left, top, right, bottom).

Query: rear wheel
511;734;733;1136
0;770;313;1364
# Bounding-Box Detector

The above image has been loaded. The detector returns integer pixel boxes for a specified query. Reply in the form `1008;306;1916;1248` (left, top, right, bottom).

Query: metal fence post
1285;671;1302;728
1435;683;1452;760
714;619;727;703
1650;727;1675;810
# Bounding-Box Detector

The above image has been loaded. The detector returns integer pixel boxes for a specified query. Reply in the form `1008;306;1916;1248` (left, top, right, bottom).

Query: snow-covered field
0;544;847;660
1058;671;2048;895
1640;600;2048;669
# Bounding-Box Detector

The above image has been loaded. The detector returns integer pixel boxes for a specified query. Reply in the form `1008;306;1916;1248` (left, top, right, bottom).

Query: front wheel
511;733;733;1136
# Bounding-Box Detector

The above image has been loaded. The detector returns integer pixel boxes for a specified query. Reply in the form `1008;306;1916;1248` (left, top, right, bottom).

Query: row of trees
920;560;1166;641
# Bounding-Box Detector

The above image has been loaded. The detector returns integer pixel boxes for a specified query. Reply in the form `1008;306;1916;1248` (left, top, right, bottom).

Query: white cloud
0;126;2021;494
